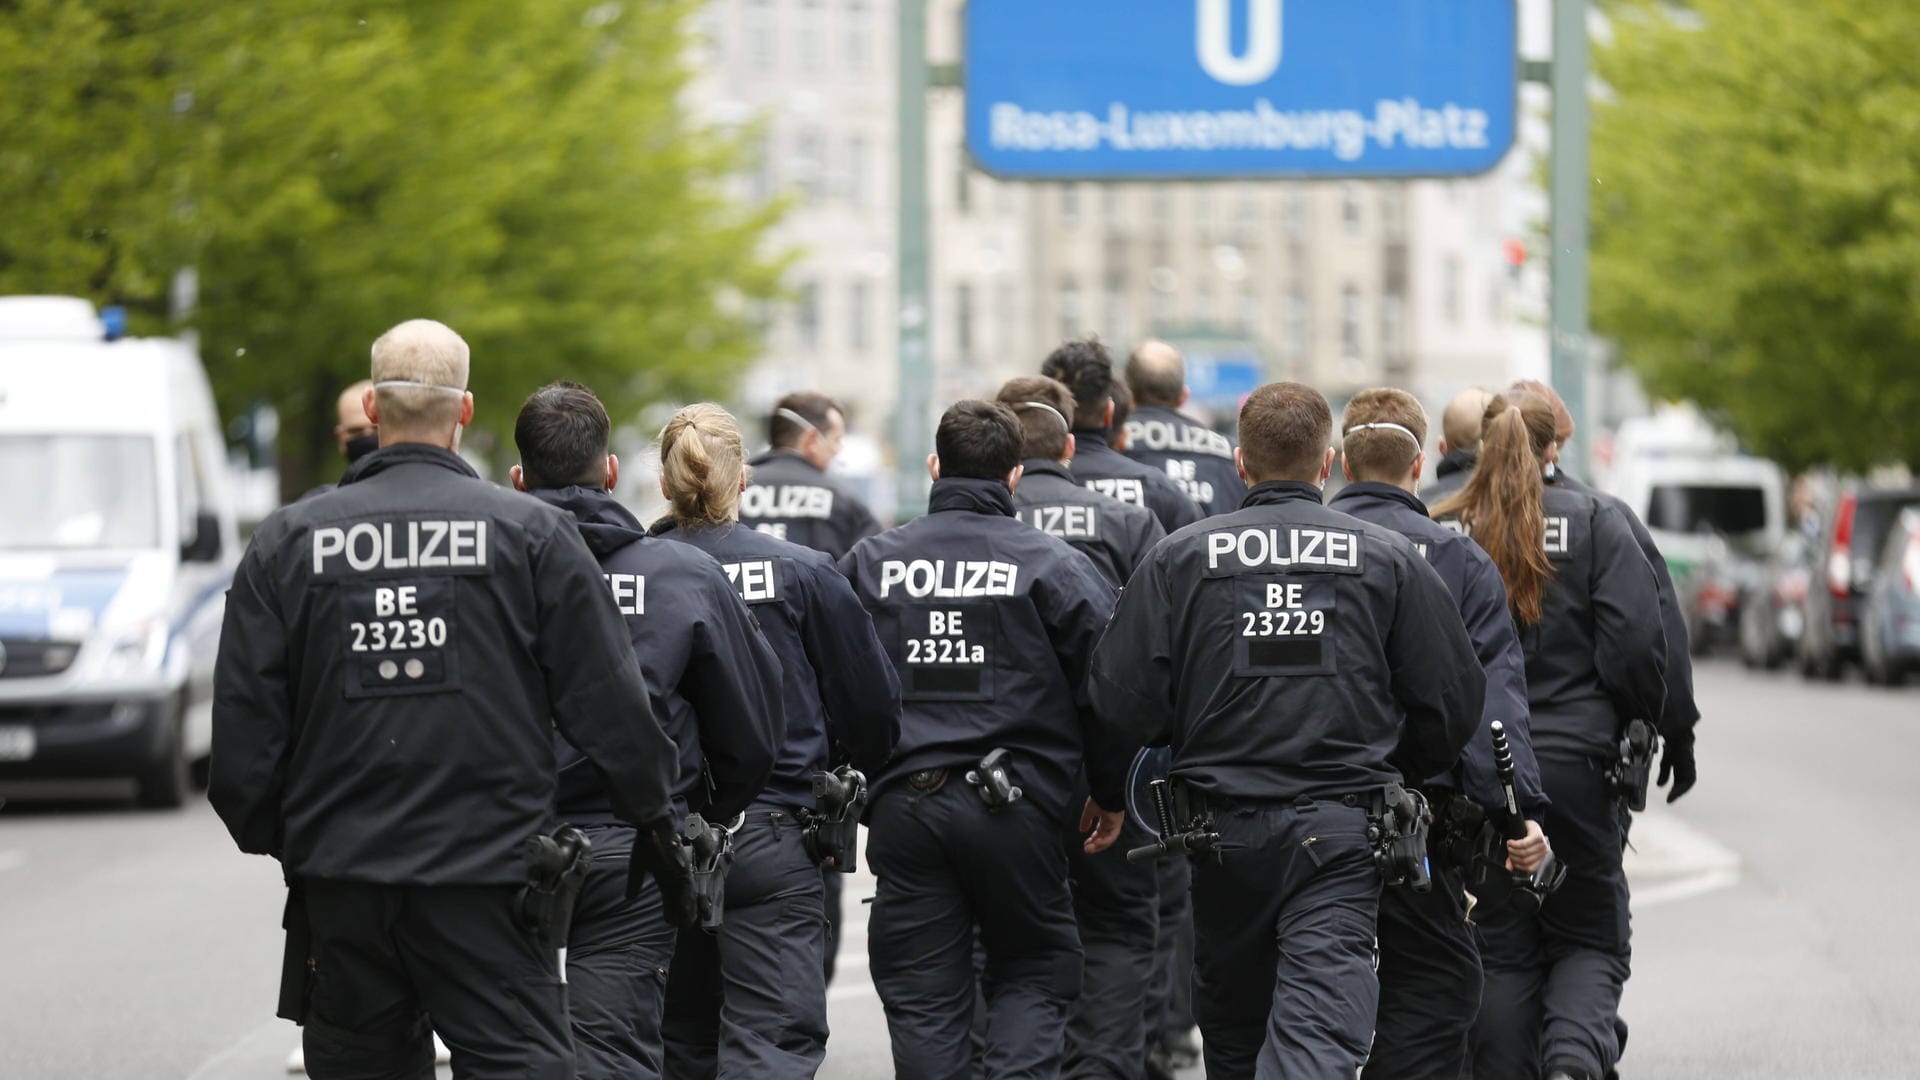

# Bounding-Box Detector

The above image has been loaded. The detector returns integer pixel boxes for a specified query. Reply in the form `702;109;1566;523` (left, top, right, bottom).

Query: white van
1608;452;1787;573
0;296;238;806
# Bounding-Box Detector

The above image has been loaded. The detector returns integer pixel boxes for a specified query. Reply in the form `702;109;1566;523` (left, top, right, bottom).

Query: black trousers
568;823;678;1080
300;879;570;1080
1063;814;1159;1080
1189;797;1382;1080
1362;865;1480;1080
1471;754;1631;1080
822;867;844;983
662;808;830;1080
866;780;1084;1080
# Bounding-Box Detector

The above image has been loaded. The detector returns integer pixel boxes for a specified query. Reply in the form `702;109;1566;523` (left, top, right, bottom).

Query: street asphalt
1;660;1913;1078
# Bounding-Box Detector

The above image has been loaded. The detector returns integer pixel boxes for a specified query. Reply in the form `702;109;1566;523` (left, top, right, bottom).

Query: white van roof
0;299;207;437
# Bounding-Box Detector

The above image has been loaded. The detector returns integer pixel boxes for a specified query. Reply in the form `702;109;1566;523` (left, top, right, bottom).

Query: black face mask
344;432;380;464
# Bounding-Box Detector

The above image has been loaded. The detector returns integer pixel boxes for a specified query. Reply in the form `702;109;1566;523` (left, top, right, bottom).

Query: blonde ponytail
1432;392;1558;623
660;403;748;526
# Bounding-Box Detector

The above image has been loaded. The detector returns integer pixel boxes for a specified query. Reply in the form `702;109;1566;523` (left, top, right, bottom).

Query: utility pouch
1433;793;1487;878
276;878;313;1023
1367;784;1433;893
801;766;870;872
1610;718;1659;812
684;813;736;931
964;748;1024;810
518;826;593;980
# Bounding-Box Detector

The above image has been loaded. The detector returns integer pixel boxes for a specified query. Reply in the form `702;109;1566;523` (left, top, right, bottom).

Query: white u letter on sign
1196;0;1283;86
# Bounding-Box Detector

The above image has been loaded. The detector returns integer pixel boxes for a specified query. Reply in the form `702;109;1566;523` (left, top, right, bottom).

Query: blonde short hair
370;320;470;434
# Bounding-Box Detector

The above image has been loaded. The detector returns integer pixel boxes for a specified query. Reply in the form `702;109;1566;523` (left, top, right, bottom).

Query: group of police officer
209;318;1696;1080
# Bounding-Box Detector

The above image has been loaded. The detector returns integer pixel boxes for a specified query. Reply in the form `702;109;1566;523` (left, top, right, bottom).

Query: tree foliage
1590;0;1920;472
0;0;783;490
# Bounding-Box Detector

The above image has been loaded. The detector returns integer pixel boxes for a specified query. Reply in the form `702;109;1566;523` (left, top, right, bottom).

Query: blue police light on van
965;0;1518;179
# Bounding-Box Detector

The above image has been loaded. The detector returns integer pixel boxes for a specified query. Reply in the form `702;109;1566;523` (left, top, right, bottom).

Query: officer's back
739;391;882;558
996;375;1166;589
1041;338;1202;534
210;321;677;1080
1121;339;1248;517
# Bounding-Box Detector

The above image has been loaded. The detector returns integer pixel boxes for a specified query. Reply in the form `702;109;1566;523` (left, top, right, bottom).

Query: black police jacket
1439;481;1669;759
837;477;1130;817
209;445;679;886
1552;469;1700;747
1123;404;1248;518
740;450;883;559
1090;481;1484;803
1420;448;1477;503
532;487;785;825
650;516;903;809
1065;430;1202;535
1328;482;1548;817
1012;458;1167;589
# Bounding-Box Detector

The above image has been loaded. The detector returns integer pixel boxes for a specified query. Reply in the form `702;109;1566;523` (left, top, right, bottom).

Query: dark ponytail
1432;392;1559;623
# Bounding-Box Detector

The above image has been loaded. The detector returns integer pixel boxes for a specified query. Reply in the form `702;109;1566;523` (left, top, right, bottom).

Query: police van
0;297;238;806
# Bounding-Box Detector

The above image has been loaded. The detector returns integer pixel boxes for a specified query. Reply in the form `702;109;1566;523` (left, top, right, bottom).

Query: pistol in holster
683;813;736;931
801;765;869;872
276;877;313;1024
518;825;594;980
1367;784;1433;893
964;748;1024;811
1610;718;1659;812
1126;777;1228;865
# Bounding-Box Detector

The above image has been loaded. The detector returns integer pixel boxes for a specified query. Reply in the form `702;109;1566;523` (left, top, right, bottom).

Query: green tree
1590;0;1920;472
0;0;783;491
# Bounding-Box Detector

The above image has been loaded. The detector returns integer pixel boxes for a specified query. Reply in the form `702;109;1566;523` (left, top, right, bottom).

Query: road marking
1626;809;1743;909
1634;866;1741;908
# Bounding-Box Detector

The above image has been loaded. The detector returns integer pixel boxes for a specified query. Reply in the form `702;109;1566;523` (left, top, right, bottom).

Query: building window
1443;255;1463;325
849;280;871;353
996;282;1017;352
1104;279;1129;341
1151;188;1173;228
955;157;972;214
1381;185;1406;240
1340;285;1362;359
1381;293;1405;361
1341;183;1363;234
796;280;820;351
845;0;870;70
955;283;976;355
844;134;868;205
794;126;825;201
1101;184;1124;226
1060;183;1081;225
746;0;775;68
797;0;822;71
1059;279;1083;341
1284;188;1307;238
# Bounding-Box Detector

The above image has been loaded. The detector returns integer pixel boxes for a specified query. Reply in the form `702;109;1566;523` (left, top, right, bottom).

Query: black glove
1657;738;1696;804
626;816;699;929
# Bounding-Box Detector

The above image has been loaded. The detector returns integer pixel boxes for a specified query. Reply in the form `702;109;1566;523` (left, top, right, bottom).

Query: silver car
1862;507;1920;687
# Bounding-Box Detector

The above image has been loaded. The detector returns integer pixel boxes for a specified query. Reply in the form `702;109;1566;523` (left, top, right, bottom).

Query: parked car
1861;508;1920;687
1800;486;1920;680
1739;531;1813;670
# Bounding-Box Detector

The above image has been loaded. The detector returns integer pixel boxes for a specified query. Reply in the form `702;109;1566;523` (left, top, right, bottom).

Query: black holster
276;878;312;1024
1125;777;1226;865
801;766;870;872
1367;784;1433;893
684;813;735;930
518;825;593;976
1610;718;1659;812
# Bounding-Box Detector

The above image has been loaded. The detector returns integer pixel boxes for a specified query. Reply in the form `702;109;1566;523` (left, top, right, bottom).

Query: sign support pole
894;0;933;521
1549;0;1592;475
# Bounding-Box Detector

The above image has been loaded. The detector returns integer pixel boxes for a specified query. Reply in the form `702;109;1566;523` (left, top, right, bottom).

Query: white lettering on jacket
313;520;488;575
1204;525;1362;574
1017;504;1100;540
741;484;834;520
877;559;1020;599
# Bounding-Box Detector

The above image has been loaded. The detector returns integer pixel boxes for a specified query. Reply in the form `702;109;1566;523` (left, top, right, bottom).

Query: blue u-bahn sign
964;0;1517;179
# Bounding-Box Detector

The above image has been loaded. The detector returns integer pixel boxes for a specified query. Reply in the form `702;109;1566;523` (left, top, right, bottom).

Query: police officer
1326;388;1552;1080
1420;387;1493;503
739;391;883;559
996;376;1165;1080
840;400;1134;1078
210;320;690;1079
646;402;903;1079
1090;381;1484;1080
1121;340;1247;517
509;382;787;1079
1431;391;1668;1080
298;380;379;500
1514;378;1700;805
1042;339;1202;535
